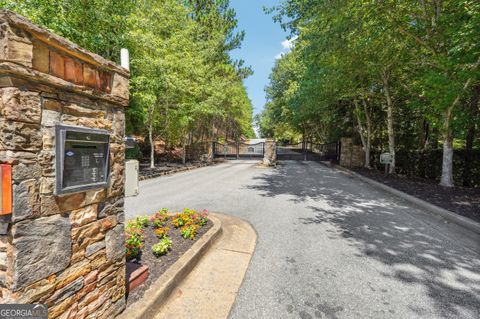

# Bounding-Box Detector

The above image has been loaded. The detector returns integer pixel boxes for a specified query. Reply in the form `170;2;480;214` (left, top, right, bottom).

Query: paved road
126;160;480;319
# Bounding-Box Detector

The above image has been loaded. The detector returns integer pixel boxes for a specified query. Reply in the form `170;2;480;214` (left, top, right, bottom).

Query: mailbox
55;125;110;195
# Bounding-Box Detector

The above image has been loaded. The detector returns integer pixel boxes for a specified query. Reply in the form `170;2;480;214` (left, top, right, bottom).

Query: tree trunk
422;119;430;150
354;100;369;168
382;69;396;174
148;107;155;169
182;139;186;165
440;75;476;186
302;126;307;161
440;133;454;187
363;99;372;168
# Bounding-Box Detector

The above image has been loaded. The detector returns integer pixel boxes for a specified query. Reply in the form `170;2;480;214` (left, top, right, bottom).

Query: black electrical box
55;125;110;195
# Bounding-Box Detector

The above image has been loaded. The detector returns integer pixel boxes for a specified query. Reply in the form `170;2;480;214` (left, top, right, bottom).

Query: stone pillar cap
0;9;129;77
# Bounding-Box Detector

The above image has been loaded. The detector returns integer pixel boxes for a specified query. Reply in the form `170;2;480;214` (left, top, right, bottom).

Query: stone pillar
339;137;365;168
263;139;276;166
0;10;128;318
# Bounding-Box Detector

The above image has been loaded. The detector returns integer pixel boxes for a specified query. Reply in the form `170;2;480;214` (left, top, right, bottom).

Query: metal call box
55;125;110;195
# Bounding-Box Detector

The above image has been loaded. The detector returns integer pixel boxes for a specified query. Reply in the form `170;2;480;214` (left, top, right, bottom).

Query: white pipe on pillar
120;48;130;71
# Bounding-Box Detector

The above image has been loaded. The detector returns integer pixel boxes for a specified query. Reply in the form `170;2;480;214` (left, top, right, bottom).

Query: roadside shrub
181;224;200;240
152;237;173;256
150;208;170;228
126;143;142;160
371;149;480;188
154;226;170;238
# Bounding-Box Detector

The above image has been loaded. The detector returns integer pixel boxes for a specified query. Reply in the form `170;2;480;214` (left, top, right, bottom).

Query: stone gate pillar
339;137;365;168
263;139;276;166
0;10;128;318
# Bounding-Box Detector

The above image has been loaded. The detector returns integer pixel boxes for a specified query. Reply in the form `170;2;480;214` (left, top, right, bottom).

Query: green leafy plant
125;232;144;261
152;237;173;257
181;224;200;240
126;219;143;232
192;209;209;226
136;216;150;227
150;209;170;228
182;208;196;216
172;212;192;228
125;218;146;261
154;226;170;239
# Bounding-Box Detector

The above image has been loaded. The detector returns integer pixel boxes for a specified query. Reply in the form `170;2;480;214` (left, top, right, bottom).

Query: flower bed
125;208;212;305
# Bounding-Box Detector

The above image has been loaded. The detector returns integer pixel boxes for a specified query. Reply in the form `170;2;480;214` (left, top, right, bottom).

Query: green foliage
127;0;254;151
181;224;200;240
125;144;142;160
3;0;254;157
2;0;135;63
135;216;150;228
172;208;208;236
154;226;170;239
152;237;173;256
172;212;192;228
150;209;170;228
125;219;145;261
262;0;480;185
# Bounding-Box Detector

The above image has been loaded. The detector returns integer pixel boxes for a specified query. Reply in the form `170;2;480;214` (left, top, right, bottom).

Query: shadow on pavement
247;161;480;318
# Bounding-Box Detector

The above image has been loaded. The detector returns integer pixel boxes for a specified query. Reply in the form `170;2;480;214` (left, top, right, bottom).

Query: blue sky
229;0;291;117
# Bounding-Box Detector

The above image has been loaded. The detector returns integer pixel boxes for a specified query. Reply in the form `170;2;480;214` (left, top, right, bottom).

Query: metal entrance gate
213;142;265;159
276;142;305;160
276;141;340;162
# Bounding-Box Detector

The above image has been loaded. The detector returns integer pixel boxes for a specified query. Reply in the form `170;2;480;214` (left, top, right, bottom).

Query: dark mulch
126;220;213;306
352;168;480;223
138;161;219;180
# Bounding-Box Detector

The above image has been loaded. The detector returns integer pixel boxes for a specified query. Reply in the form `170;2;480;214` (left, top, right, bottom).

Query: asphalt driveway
125;160;480;319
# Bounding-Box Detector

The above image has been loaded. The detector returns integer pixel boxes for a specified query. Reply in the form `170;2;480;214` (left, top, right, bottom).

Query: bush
152;237;173;256
126;143;142;160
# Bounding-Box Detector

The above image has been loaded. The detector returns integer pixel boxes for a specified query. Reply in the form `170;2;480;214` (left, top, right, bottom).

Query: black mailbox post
55;125;110;195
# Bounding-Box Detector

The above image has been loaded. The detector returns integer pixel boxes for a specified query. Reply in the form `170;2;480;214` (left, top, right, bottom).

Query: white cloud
275;36;298;59
281;37;296;50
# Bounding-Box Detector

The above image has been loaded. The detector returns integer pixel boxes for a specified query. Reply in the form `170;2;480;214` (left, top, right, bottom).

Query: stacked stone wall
0;10;128;319
339;137;365;168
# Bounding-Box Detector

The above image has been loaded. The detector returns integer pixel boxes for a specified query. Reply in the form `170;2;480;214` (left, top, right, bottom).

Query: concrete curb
118;215;223;319
326;163;480;235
